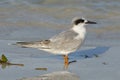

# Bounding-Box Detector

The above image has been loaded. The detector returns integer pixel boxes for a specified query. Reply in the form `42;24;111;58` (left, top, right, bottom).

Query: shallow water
0;0;120;80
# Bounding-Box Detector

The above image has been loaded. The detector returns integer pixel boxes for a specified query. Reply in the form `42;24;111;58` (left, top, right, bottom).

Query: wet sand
0;0;120;80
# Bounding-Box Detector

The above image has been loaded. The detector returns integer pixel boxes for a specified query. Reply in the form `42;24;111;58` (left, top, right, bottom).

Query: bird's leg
63;55;69;69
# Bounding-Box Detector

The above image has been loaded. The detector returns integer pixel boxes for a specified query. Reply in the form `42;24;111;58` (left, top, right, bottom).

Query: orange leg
63;55;69;69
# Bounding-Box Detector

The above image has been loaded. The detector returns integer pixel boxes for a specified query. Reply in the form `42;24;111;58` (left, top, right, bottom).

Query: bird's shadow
69;46;110;60
54;46;110;60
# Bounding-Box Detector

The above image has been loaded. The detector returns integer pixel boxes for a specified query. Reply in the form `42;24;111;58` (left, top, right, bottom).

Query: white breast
72;24;86;40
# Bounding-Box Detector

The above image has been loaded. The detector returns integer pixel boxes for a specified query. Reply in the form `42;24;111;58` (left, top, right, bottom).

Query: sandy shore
0;0;120;80
0;39;120;80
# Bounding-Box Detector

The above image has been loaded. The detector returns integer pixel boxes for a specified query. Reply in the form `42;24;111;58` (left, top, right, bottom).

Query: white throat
72;24;86;40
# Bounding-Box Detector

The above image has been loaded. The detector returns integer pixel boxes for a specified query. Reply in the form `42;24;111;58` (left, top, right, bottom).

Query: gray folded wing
49;29;82;51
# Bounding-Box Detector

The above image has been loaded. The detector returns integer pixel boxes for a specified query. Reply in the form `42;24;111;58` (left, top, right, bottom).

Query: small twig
35;68;47;71
0;62;24;66
7;63;24;66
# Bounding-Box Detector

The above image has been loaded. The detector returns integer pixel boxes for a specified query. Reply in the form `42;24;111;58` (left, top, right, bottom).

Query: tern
14;17;97;68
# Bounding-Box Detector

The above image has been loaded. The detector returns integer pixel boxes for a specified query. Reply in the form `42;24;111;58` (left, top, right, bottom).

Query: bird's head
72;17;97;26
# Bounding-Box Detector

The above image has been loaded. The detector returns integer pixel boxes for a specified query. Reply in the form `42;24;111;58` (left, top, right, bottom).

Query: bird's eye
74;19;85;25
79;19;85;23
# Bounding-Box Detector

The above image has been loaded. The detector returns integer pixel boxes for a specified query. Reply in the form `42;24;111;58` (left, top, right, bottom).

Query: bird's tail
12;41;40;48
11;40;50;49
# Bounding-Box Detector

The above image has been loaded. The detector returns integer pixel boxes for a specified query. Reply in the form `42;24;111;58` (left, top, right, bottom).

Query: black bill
86;20;97;24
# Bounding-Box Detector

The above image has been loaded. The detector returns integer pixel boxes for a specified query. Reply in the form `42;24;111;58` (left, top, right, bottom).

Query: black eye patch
74;19;84;25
